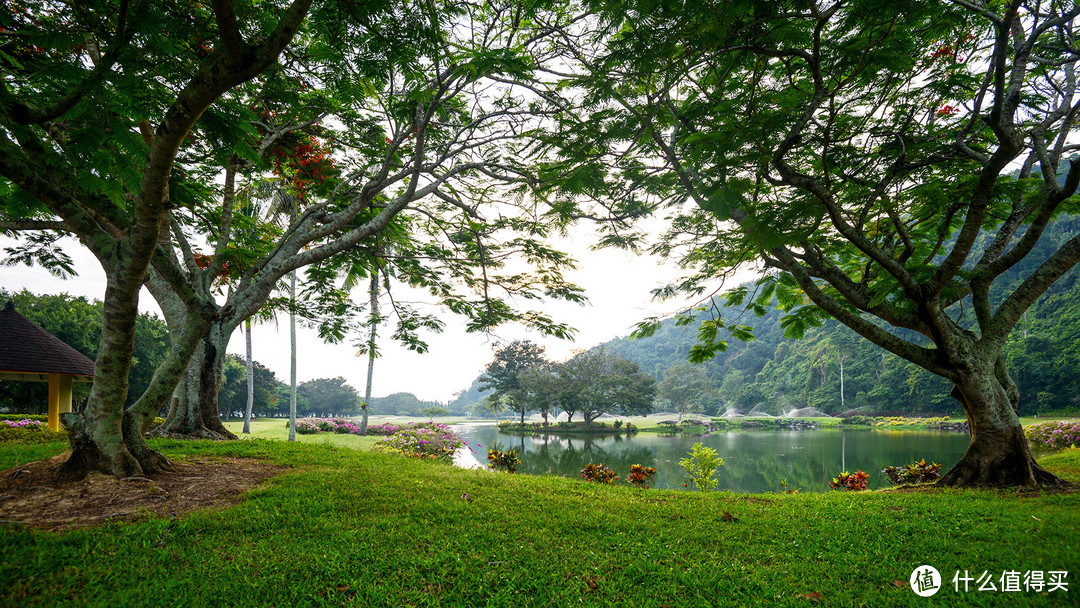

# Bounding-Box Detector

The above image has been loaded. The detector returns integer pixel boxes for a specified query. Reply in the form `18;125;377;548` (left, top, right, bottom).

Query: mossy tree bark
940;366;1062;488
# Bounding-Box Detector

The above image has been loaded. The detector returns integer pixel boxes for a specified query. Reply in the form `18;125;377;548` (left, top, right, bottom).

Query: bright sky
1;227;713;402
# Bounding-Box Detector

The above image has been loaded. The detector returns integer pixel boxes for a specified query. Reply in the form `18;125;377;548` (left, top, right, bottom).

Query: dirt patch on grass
0;452;286;531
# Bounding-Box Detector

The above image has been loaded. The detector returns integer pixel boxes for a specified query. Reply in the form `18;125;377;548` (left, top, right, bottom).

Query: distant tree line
476;341;658;423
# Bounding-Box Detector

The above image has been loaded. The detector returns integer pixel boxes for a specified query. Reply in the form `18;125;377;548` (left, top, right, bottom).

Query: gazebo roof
0;301;95;380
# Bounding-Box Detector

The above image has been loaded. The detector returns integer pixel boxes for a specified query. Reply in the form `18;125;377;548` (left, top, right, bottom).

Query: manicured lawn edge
0;439;1077;607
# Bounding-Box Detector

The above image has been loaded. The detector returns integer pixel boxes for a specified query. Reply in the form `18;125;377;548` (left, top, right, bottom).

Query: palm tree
232;180;298;436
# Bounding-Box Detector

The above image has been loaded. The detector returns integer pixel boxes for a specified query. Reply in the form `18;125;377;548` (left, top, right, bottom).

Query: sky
1;227;723;402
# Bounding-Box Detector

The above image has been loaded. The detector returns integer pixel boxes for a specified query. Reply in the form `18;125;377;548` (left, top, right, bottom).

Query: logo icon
910;565;942;597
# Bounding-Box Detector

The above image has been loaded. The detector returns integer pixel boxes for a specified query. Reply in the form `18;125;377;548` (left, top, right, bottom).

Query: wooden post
46;374;73;431
59;375;73;417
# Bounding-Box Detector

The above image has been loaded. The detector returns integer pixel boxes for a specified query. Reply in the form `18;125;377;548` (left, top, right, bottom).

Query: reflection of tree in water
717;450;832;493
470;426;970;492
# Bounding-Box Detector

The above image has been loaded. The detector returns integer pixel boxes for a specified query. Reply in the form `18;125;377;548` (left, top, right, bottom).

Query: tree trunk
938;371;1064;488
839;352;847;411
243;318;254;434
60;410;173;479
157;319;238;440
288;268;297;442
361;267;378;435
66;278;162;478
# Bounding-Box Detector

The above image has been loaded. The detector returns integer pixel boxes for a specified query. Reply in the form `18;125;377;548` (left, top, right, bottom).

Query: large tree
478;340;548;423
656;362;718;419
555;0;1080;486
560;348;655;425
0;0;316;477
1;0;585;477
297;377;360;418
519;348;655;425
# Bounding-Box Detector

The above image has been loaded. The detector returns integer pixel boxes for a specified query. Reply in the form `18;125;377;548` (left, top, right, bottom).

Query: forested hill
602;218;1080;418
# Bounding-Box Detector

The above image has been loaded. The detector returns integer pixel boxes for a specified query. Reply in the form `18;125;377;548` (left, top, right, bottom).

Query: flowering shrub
883;460;942;485
1;419;43;428
372;423;464;461
333;420;360;434
0;420;67;444
627;464;657;489
294;419;322;434
1025;420;1080;452
830;470;870;491
580;463;619;484
365;423;401;436
487;448;521;473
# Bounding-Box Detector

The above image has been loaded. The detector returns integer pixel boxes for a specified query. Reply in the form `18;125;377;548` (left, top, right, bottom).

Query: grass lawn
1;438;1078;607
222;419;382;451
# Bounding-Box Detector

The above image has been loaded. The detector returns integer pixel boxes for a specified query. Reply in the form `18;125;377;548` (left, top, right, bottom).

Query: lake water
453;423;972;493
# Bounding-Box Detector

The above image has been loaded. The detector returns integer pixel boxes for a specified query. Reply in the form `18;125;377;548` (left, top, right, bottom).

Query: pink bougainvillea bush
371;423;465;461
1025;420;1080;452
290;419;453;437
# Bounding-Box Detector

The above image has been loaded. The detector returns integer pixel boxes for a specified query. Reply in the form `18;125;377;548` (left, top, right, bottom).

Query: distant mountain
602;217;1080;417
457;217;1080;418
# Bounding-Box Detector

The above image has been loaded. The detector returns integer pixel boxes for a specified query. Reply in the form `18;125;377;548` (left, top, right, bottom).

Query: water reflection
453;424;971;493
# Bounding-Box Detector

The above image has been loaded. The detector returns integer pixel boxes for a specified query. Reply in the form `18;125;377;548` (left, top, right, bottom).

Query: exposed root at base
0;453;284;531
150;428;234;441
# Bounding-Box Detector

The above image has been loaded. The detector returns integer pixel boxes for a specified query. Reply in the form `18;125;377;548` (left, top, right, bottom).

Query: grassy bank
1;438;1078;607
222;419;382;450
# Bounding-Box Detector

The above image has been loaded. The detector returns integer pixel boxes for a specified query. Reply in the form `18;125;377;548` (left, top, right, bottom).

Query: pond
453;423;972;493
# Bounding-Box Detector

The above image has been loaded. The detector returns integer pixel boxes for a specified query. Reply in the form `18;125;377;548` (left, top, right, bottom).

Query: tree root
937;452;1067;489
150;427;233;441
57;412;175;480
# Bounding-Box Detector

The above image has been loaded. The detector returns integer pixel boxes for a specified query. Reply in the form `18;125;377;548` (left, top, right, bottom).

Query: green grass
1;439;1078;607
222;419;381;450
0;440;69;470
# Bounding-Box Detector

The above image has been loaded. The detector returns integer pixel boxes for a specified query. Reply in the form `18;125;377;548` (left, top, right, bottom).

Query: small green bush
1025;420;1080;451
294;419;322;434
0;414;48;422
371;424;464;461
680;443;723;492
